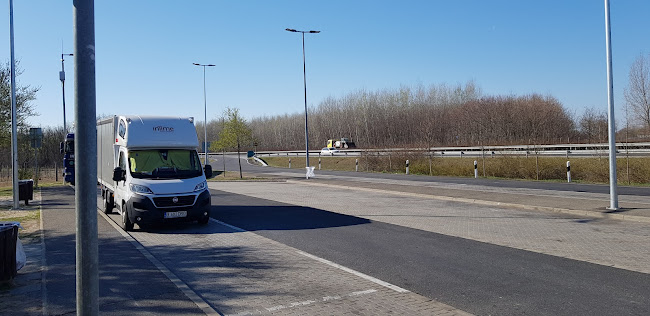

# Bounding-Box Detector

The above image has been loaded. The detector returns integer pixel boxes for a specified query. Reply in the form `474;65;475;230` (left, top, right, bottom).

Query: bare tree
624;53;650;128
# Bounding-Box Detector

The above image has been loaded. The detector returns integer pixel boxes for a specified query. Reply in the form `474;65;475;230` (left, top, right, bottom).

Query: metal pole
61;57;67;132
203;66;208;166
604;0;618;210
301;32;310;170
193;63;214;166
73;0;98;314
61;54;73;132
9;0;19;210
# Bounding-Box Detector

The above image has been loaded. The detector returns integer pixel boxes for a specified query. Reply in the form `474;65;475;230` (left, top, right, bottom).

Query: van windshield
128;149;202;179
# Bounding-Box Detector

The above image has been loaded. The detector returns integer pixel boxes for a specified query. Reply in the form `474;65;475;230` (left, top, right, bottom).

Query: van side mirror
204;165;213;179
112;167;125;182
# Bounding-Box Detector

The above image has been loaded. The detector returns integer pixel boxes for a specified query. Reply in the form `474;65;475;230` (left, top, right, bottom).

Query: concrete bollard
355;159;358;172
567;161;571;183
406;160;410;175
474;160;478;178
289;158;291;169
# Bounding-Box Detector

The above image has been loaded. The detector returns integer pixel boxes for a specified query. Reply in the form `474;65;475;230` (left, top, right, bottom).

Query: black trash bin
0;225;18;281
18;179;34;205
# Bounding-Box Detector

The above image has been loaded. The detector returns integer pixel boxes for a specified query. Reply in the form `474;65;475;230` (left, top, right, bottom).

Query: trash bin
18;179;34;205
0;224;18;281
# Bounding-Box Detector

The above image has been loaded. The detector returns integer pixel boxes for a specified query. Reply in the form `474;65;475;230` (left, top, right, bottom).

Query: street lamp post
286;28;320;176
604;0;618;210
60;53;74;132
193;63;215;166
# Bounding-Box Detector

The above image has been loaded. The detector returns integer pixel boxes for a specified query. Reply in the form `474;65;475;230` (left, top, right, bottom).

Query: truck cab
60;133;75;185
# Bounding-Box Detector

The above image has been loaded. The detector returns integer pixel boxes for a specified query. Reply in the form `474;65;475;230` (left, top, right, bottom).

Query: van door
115;149;129;213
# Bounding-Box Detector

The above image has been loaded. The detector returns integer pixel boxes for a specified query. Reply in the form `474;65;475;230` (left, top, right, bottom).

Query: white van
97;115;213;231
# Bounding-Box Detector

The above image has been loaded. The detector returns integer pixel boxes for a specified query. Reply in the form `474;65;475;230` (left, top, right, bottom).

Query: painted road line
226;289;378;316
98;210;220;316
38;189;48;316
296;250;410;293
209;218;410;293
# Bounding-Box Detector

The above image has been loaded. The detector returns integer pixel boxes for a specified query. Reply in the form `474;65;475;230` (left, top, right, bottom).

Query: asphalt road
210;187;650;315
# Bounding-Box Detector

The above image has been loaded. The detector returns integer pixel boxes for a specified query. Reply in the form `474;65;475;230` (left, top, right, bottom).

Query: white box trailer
97;115;212;231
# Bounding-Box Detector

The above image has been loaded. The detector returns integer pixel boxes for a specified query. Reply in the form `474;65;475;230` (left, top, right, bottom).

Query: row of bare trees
247;81;588;151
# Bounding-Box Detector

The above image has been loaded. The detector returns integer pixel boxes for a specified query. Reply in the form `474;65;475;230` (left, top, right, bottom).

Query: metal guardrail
199;142;650;159
250;142;650;158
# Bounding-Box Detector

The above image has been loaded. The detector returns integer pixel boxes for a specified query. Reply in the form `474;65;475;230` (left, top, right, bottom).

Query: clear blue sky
2;1;650;129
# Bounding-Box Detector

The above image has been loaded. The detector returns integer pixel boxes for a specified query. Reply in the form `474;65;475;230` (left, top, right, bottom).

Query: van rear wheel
103;193;113;214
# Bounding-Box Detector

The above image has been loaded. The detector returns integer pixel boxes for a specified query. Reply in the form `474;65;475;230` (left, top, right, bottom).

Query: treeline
249;82;593;151
0;127;67;175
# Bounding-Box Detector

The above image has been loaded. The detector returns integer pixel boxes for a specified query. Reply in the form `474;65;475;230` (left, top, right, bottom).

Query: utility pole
9;0;19;210
73;0;98;314
61;53;74;132
604;0;618;210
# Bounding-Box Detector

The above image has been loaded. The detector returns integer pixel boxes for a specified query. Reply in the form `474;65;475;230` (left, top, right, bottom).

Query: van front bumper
126;189;211;225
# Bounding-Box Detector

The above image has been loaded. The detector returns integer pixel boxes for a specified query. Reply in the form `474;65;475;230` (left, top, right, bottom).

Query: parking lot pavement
208;181;650;275
120;217;472;316
3;185;471;315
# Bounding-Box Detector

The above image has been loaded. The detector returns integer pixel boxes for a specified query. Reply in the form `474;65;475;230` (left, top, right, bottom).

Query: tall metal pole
604;0;618;210
286;28;319;175
9;0;19;210
301;32;310;169
193;63;215;166
61;54;73;132
203;66;207;165
73;0;98;314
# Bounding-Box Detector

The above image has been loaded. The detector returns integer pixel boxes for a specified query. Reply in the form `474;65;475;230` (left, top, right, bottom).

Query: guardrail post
474;160;478;178
566;150;570;159
406;160;410;175
567;161;571;183
355;159;358;172
289;158;291;169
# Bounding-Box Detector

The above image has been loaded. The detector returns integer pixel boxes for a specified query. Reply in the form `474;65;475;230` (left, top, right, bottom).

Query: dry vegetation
264;154;650;186
1;176;64;242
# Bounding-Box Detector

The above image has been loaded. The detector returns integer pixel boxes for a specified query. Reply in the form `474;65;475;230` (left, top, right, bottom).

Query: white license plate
164;211;187;219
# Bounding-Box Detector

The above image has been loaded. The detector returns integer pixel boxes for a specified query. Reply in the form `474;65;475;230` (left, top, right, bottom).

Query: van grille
153;195;195;208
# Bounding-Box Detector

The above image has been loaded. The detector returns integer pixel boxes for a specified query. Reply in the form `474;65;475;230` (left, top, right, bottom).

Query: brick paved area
125;218;471;315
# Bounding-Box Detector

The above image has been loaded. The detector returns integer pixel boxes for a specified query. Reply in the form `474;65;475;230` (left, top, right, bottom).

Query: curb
288;180;650;224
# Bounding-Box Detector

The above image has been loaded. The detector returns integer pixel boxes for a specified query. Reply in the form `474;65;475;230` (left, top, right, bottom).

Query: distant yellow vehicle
327;138;356;149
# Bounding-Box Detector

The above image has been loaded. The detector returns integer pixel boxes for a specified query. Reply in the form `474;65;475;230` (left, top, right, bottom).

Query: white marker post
406;160;410;175
474;160;478;178
355;159;358;172
567;161;571;183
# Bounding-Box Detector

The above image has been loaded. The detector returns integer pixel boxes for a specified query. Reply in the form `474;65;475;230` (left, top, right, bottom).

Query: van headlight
194;180;207;192
130;184;153;194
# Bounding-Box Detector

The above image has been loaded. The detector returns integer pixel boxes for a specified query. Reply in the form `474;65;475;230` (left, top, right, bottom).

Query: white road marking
39;189;48;316
209;218;410;293
297;250;410;293
226;289;378;316
98;210;221;316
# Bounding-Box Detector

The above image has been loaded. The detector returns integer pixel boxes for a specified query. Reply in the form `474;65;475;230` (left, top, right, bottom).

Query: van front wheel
121;205;134;232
